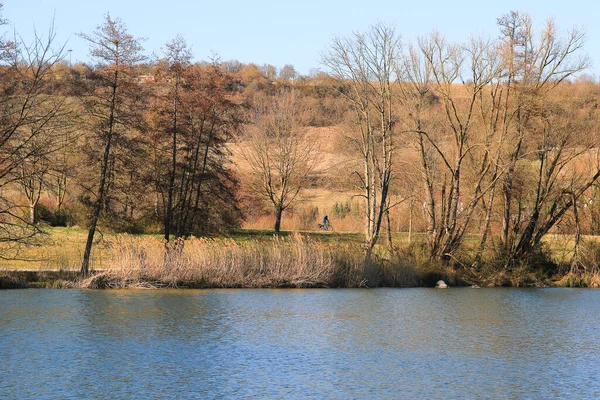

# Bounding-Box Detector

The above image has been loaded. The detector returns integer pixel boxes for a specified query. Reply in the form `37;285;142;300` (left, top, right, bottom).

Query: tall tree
158;35;192;242
0;8;69;251
401;33;501;262
322;22;401;257
494;12;593;266
170;63;243;236
78;14;145;275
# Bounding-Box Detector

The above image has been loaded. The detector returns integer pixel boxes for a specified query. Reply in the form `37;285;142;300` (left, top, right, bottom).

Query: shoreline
0;269;590;289
2;229;599;290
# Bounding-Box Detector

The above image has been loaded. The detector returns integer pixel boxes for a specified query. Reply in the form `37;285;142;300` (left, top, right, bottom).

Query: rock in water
435;280;448;289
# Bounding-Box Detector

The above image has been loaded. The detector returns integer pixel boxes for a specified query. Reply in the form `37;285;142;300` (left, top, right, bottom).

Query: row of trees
322;13;599;269
0;10;249;274
78;17;248;274
1;6;598;275
0;7;76;255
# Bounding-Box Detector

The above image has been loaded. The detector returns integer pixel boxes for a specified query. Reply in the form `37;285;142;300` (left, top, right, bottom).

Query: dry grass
7;226;600;289
78;233;419;289
554;273;600;288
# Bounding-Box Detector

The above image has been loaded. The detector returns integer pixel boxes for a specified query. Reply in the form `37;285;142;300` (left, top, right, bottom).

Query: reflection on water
1;288;600;399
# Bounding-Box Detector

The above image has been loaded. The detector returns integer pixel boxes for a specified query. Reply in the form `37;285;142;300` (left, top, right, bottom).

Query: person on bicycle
322;215;330;231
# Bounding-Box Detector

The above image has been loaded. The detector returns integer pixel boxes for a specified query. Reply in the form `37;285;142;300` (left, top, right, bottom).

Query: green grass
0;227;125;271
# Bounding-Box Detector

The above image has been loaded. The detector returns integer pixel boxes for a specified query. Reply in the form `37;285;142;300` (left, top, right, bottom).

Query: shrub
36;204;73;227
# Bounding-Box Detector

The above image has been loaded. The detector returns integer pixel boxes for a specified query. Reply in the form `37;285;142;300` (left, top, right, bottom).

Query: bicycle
317;223;334;232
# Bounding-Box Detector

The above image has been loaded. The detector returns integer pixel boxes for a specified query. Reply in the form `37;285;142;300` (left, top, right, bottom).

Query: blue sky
3;0;599;77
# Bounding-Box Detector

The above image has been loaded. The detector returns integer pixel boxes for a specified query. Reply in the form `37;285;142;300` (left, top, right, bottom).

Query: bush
103;214;162;235
36;204;72;227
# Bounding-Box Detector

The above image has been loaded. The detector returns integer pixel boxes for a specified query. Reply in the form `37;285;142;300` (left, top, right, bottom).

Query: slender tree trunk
417;131;437;257
81;137;112;275
408;199;413;245
81;73;118;276
164;129;176;241
56;172;67;211
177;121;206;236
570;192;582;274
165;77;179;242
502;127;523;250
474;187;496;268
185;129;214;236
501;171;514;249
385;207;393;255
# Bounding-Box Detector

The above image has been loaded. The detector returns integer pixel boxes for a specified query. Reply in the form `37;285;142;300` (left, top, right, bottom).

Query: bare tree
397;12;592;268
322;22;401;257
12;96;78;225
0;10;69;250
400;33;501;262
78;14;145;275
242;90;317;232
493;12;593;265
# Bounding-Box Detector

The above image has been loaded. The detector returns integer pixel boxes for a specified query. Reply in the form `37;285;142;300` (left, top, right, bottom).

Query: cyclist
322;215;330;231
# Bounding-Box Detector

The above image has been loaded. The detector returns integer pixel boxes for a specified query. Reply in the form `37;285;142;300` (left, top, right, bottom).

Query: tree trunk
29;201;37;225
81;72;118;276
164;132;175;241
81;137;113;276
570;192;583;274
274;205;283;233
408;199;413;245
164;77;179;242
386;207;394;255
474;190;495;269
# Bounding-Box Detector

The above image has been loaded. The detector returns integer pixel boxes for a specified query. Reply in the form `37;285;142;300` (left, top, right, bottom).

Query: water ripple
1;288;600;399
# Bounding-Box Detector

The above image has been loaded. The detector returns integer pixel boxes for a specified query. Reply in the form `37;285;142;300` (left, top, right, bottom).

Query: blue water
1;288;600;399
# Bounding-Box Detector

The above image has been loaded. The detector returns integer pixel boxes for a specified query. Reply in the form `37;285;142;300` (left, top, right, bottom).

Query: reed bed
80;233;419;289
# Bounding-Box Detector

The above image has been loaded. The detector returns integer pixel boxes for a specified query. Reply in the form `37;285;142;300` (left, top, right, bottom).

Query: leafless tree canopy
241;90;318;232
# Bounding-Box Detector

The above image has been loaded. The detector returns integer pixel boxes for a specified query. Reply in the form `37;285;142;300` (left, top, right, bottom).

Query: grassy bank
3;227;600;289
0;271;78;289
79;234;423;289
0;229;446;289
0;227;113;271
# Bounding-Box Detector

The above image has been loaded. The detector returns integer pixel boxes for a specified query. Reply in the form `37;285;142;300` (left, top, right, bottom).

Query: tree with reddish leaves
171;63;243;237
154;35;192;242
149;60;243;238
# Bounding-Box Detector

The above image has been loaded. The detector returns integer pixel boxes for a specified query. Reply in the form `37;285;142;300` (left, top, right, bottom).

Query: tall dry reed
80;233;418;289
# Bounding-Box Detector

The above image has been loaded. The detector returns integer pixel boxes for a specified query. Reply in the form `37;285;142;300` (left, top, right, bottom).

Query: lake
1;288;600;399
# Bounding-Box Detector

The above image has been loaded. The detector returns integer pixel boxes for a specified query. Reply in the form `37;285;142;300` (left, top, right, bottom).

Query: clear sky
3;0;599;77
